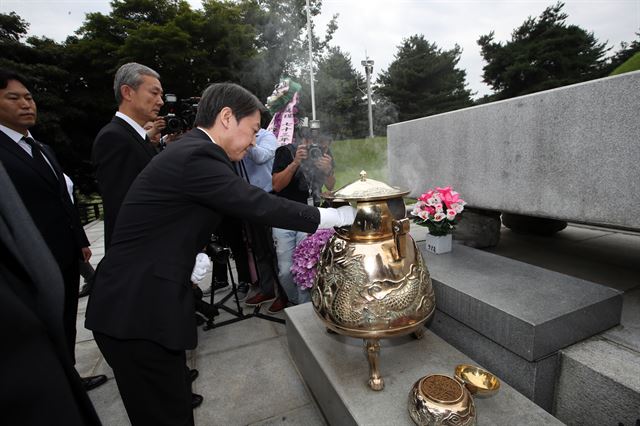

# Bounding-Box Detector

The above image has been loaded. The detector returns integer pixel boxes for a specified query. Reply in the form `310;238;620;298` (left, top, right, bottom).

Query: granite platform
286;303;561;426
420;243;622;410
423;244;623;361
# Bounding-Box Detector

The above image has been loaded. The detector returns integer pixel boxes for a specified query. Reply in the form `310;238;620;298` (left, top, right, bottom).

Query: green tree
603;32;640;75
478;2;609;99
377;35;472;122
297;47;366;139
239;0;337;102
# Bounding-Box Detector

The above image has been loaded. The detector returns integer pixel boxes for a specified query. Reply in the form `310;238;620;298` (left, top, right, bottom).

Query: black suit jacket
86;129;319;350
0;131;89;269
0;162;101;426
92;116;157;249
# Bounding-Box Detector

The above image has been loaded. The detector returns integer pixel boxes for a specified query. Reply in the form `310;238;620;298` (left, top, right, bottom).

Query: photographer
271;129;336;307
144;117;181;151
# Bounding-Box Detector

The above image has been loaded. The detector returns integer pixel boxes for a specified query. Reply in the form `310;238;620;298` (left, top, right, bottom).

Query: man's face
126;75;164;123
0;79;37;134
225;110;261;161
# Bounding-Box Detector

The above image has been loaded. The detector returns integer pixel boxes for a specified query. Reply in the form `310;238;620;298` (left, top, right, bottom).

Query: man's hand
314;154;333;176
146;117;166;144
293;144;308;166
81;247;92;263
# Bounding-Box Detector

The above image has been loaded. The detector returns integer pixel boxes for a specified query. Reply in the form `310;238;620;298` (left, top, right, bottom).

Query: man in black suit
0;70;107;391
92;62;163;250
86;83;354;425
0;161;102;426
92;62;203;408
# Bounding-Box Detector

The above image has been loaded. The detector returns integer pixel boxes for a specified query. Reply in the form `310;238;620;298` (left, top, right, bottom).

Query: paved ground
76;220;639;425
77;221;326;426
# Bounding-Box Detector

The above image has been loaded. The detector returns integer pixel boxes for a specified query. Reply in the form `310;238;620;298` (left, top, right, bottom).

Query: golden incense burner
312;171;436;390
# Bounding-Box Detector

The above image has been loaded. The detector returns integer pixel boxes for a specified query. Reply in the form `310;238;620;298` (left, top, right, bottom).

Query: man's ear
120;85;133;102
219;107;233;129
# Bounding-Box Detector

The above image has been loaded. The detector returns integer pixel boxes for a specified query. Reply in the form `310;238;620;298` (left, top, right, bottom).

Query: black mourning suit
0;130;90;361
92;116;157;249
86;128;319;424
0;162;101;425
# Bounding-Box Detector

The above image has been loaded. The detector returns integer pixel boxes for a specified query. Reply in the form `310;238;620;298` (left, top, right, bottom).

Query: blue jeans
272;227;309;304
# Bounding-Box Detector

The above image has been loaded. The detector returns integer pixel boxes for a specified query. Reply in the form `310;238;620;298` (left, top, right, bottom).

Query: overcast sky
2;0;639;98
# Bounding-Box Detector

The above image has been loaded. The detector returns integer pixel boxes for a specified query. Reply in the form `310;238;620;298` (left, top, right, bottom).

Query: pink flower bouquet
411;186;466;236
291;229;335;289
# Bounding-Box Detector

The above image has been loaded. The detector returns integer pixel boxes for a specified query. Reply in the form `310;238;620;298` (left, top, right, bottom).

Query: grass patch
331;136;388;189
610;52;640;76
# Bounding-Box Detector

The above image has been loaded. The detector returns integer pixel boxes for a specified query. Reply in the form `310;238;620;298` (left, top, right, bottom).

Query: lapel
0;131;58;192
112;116;157;158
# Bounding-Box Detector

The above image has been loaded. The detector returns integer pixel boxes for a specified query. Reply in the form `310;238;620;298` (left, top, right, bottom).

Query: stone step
554;287;640;425
417;242;622;410
554;337;640;426
422;244;622;361
285;303;562;426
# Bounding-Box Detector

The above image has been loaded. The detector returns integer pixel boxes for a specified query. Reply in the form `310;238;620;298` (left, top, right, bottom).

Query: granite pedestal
422;243;623;410
286;303;561;426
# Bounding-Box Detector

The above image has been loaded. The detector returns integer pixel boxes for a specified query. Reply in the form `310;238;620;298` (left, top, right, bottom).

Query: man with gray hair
92;62;164;250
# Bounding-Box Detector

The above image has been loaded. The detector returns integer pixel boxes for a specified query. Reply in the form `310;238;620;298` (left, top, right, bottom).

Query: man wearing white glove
85;82;354;426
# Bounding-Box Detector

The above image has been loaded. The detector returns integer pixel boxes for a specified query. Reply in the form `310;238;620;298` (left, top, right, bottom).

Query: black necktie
23;136;57;181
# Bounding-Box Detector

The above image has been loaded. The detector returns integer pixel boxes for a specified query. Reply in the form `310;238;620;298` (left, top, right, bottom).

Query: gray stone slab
555;337;640;426
604;288;640;352
387;71;640;230
424;244;622;360
87;377;130;426
195;313;281;357
485;227;640;292
286;303;561;426
430;309;558;411
248;404;327;426
194;335;313;426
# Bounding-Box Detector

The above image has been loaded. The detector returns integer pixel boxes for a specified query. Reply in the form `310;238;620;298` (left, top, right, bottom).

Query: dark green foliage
478;2;609;99
376;34;473;122
297;47;367;139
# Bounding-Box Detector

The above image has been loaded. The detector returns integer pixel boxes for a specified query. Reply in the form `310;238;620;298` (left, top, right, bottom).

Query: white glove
190;253;211;284
317;205;357;229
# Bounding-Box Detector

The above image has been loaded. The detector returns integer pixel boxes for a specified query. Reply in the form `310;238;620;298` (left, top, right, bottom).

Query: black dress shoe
189;368;199;382
82;374;107;391
191;393;204;409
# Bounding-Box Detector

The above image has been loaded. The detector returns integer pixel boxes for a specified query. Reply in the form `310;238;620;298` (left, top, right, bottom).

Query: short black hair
0;69;31;91
194;83;265;128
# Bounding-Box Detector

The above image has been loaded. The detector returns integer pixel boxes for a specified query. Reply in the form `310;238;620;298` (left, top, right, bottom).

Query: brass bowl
408;374;476;426
454;364;500;398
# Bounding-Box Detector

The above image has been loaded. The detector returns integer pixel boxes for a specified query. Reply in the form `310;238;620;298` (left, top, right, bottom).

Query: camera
162;93;199;134
307;143;323;161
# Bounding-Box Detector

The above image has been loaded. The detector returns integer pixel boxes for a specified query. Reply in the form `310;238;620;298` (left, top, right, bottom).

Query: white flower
433;212;446;222
418;210;429;220
446;209;457;220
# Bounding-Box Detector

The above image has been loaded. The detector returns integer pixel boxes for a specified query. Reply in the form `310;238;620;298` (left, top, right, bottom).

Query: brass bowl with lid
408;374;476;426
312;171;436;390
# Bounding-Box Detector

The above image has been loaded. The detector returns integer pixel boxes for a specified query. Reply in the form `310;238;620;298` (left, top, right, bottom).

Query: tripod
202;239;285;331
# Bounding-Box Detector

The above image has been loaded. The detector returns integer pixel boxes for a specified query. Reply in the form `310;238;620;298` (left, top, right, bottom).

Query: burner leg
364;338;384;391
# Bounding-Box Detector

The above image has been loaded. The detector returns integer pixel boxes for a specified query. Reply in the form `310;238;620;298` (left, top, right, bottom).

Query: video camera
162;94;199;134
